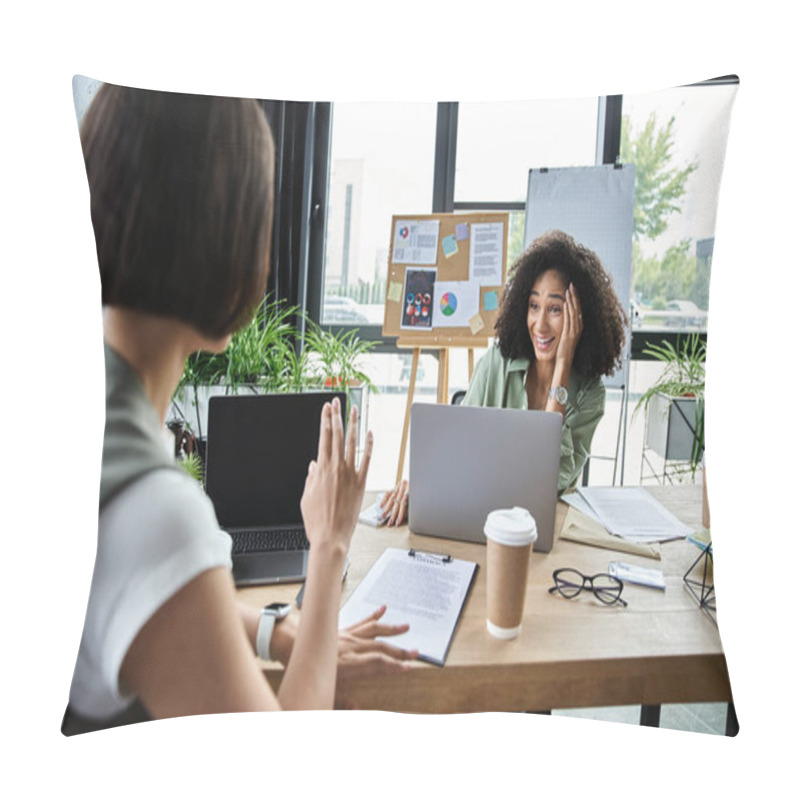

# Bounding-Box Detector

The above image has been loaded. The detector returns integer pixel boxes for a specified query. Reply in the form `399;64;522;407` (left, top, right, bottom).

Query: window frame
303;78;737;358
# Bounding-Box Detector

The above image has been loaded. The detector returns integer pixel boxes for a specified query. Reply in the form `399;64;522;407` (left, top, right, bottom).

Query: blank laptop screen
205;392;346;530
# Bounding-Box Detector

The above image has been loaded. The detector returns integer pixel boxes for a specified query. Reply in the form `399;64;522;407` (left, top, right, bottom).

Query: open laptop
408;403;562;552
205;391;346;585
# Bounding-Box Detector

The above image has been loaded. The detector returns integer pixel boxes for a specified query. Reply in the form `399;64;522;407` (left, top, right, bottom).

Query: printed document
392;219;440;265
575;486;694;543
339;547;477;666
469;222;504;284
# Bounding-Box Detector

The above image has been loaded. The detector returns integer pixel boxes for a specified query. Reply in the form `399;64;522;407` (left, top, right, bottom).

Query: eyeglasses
548;568;627;607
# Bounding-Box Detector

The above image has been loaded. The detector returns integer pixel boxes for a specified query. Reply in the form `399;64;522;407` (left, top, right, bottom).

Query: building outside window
322;102;437;328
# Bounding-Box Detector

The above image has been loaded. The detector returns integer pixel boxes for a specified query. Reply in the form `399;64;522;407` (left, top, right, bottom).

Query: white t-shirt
68;467;232;720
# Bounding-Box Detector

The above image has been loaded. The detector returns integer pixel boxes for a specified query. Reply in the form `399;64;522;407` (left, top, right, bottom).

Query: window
454;96;599;204
313;85;734;488
621;83;738;333
322;102;437;327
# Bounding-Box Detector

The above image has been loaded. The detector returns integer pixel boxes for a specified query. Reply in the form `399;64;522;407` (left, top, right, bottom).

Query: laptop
205;391;346;586
408;403;562;552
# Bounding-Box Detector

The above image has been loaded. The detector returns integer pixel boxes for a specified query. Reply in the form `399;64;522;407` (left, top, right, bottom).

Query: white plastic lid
483;507;538;547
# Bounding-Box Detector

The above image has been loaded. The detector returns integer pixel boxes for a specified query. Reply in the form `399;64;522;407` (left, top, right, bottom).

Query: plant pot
645;391;700;462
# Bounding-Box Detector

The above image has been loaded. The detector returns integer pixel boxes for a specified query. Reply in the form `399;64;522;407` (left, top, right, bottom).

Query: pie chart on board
440;292;458;316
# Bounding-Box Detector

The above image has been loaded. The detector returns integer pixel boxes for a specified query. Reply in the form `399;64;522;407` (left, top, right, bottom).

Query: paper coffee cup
484;507;537;639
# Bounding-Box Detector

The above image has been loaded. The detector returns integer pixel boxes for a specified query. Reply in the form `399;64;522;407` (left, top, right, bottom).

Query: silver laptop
408;403;562;552
205;392;346;585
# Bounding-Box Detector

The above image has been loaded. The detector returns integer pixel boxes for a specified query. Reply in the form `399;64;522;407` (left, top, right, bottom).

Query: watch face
264;602;291;618
550;386;568;405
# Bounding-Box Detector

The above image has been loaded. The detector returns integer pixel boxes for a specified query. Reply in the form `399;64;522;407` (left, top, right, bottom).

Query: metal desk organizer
684;531;715;627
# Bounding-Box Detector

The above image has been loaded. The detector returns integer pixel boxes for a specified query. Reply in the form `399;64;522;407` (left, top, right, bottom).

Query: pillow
67;76;737;742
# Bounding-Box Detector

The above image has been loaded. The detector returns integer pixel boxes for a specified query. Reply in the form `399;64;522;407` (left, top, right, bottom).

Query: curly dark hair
494;230;627;379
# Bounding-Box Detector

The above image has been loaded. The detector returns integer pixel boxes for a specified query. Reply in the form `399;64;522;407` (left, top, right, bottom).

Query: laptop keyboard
231;528;310;555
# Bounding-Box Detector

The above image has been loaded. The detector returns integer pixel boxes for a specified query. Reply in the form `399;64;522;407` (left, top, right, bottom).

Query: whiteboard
524;164;635;388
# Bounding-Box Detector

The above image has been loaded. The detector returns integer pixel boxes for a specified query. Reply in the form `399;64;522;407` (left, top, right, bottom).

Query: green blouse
462;345;606;493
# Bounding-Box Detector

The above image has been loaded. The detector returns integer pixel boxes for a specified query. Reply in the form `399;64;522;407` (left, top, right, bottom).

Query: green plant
175;350;228;437
178;451;205;484
173;296;306;435
634;333;706;475
224;298;307;393
171;296;377;434
304;323;378;392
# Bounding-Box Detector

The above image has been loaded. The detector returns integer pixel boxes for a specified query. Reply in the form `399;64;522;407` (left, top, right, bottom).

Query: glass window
454;97;599;203
322;102;437;327
621;84;737;333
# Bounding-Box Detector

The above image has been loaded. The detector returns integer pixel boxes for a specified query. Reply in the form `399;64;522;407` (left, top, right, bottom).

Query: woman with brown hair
64;83;415;734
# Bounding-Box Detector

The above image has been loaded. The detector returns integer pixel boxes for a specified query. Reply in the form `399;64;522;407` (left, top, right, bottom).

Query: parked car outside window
322;295;370;324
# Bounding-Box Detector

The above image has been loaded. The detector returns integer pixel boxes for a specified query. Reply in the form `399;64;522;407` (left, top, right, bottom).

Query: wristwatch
256;602;291;661
548;385;569;406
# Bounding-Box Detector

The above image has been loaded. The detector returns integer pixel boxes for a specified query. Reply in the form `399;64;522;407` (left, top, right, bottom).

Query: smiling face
527;269;568;361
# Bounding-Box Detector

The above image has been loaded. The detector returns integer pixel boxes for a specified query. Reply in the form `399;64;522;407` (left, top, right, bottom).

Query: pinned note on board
442;234;458;258
469;312;485;335
483;289;499;311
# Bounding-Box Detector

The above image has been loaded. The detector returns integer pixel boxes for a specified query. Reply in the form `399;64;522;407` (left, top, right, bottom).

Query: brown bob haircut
494;230;628;379
80;83;275;339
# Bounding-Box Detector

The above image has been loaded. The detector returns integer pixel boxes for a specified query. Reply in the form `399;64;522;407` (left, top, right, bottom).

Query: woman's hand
335;606;418;709
380;479;409;527
300;398;372;555
556;282;584;368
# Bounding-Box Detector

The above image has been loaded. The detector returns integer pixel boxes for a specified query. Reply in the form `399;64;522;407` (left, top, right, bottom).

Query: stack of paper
563;487;693;544
560;504;661;559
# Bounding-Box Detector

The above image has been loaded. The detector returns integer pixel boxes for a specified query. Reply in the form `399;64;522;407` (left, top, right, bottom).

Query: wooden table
239;485;733;723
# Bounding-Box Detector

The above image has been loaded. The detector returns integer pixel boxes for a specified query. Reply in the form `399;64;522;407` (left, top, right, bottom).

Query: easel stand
395;340;479;485
381;212;510;486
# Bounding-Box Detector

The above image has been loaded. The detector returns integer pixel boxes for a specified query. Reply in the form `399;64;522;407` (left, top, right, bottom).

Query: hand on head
300;397;372;552
380;479;409;527
556;283;584;367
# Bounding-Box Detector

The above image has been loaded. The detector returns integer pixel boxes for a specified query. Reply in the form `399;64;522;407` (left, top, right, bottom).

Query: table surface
239;484;732;713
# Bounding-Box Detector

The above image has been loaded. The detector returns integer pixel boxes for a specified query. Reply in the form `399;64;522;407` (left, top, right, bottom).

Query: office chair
451;390;466;405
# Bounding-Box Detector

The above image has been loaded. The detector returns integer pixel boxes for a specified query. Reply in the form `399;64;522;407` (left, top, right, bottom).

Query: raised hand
300;397;372;554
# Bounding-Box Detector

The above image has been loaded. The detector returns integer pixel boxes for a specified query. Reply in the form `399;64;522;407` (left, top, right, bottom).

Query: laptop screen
205;392;347;529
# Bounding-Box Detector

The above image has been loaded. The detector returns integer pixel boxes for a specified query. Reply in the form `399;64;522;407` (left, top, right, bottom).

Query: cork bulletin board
382;212;510;347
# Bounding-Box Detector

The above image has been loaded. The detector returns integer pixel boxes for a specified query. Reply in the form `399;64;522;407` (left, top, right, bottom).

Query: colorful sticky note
441;234;458;258
455;222;469;241
483;289;499;311
387;281;403;303
469;312;485;335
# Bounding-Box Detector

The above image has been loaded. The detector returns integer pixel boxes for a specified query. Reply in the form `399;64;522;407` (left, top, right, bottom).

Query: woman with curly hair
383;229;627;525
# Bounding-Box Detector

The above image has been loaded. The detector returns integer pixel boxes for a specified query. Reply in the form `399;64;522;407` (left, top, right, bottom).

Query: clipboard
338;547;478;666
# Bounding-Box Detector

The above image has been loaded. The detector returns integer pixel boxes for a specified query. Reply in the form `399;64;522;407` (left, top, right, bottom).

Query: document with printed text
576;486;694;543
338;547;478;666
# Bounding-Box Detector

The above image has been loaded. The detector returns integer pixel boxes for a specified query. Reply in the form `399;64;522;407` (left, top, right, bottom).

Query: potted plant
171;297;306;439
634;333;705;477
304;322;378;447
169;296;378;455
